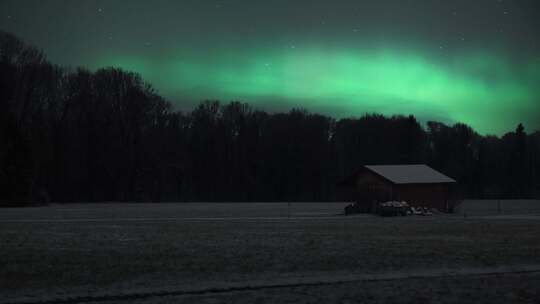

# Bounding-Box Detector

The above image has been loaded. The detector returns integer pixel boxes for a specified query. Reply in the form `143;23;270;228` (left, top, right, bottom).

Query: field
456;199;540;215
1;202;540;303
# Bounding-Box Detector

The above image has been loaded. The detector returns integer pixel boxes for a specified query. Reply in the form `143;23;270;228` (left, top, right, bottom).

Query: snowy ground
1;202;540;303
455;199;540;215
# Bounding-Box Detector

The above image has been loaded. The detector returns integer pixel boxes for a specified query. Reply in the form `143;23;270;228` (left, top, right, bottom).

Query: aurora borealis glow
95;45;540;134
1;0;539;134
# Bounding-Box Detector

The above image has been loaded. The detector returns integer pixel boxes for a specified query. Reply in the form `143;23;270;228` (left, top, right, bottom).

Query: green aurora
2;0;540;135
94;44;540;135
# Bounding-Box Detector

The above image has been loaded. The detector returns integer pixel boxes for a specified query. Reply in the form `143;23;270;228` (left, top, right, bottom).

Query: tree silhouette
1;31;539;206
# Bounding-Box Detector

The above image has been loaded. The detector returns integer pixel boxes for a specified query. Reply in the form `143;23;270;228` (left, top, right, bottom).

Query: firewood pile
378;201;436;216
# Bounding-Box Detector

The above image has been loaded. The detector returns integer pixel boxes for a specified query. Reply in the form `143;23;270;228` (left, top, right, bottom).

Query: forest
1;30;539;206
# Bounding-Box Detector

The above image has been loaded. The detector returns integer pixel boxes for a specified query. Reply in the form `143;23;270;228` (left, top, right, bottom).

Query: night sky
1;0;539;134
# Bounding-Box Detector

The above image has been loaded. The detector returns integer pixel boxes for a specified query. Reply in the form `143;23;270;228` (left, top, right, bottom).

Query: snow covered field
456;199;540;215
1;202;540;303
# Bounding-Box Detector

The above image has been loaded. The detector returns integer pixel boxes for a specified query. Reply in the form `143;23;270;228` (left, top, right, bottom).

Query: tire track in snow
5;265;540;304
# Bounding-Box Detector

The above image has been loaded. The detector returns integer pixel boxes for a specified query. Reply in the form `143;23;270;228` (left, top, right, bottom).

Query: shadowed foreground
121;272;540;304
1;203;540;303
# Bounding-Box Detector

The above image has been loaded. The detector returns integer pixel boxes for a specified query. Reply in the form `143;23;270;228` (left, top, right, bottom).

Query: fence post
288;202;291;221
497;199;501;214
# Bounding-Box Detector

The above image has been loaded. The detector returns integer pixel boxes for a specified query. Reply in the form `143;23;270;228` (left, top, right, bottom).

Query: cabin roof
365;164;456;184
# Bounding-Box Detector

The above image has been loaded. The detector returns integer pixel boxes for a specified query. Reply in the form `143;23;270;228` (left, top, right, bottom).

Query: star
98;8;103;13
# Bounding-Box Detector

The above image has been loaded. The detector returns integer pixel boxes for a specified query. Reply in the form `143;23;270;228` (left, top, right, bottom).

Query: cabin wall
349;171;395;212
395;184;451;211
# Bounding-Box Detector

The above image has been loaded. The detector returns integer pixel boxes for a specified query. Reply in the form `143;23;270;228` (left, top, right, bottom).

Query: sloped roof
365;164;456;184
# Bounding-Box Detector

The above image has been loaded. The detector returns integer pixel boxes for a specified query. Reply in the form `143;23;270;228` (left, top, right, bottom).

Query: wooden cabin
337;164;459;213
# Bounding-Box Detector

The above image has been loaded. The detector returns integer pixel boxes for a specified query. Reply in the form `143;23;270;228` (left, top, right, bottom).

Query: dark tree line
1;31;539;206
